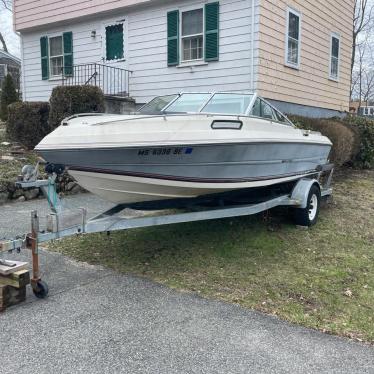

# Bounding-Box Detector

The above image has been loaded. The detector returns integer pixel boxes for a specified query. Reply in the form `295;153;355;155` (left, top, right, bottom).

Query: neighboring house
349;101;374;116
0;50;21;90
358;105;374;117
13;0;353;117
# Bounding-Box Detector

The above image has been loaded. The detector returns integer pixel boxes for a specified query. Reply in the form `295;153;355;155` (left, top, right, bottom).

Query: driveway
1;194;373;374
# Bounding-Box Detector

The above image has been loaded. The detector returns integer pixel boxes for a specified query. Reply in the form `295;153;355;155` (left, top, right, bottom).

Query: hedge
0;74;19;121
289;114;374;169
48;85;105;131
7;101;50;149
289;115;360;167
344;116;374;169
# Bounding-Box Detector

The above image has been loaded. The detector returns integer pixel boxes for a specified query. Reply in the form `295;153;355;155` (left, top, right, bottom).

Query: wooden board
0;270;30;288
0;261;28;275
0;285;27;312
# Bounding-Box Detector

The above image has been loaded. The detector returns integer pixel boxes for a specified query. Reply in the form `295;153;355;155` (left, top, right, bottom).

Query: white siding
21;0;259;103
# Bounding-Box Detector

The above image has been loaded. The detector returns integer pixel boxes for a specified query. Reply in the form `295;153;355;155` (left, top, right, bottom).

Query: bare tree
0;0;11;10
351;36;374;106
352;0;374;76
0;0;12;52
361;68;374;103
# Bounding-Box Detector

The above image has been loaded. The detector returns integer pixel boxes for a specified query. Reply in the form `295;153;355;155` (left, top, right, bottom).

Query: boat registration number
138;147;193;156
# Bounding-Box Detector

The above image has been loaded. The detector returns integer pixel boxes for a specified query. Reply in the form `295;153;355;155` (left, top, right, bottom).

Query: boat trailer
0;164;334;300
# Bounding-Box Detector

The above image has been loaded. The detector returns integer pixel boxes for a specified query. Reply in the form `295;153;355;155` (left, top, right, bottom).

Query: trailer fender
291;179;321;209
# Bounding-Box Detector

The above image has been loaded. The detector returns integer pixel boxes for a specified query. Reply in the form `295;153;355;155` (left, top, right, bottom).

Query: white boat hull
69;169;319;204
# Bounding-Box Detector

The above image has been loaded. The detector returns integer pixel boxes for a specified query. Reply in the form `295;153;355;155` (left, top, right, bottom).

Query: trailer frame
0;164;334;299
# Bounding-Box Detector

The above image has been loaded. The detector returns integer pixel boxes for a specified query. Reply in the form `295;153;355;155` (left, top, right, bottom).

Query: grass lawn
48;170;374;343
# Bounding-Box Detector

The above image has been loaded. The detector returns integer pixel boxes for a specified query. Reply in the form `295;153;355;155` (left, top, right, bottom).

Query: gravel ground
0;193;373;374
0;193;113;238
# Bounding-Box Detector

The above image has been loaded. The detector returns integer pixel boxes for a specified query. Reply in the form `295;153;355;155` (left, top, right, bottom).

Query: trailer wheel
293;185;321;227
32;280;49;299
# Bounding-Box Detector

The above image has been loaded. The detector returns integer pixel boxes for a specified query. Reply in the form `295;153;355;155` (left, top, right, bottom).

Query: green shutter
205;2;219;61
167;10;179;66
40;36;49;80
106;24;124;61
63;32;73;76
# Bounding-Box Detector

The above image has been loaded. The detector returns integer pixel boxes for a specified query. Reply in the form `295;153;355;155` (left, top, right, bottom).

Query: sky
0;7;20;57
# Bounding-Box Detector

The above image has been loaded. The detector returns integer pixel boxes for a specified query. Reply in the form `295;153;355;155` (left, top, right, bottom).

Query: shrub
0;74;19;121
289;115;359;167
48;85;105;130
344;115;374;169
7;101;50;149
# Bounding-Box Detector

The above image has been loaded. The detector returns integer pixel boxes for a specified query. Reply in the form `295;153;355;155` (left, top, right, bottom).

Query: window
330;33;340;80
40;32;73;80
181;9;204;61
49;36;63;77
285;8;301;68
167;3;219;66
106;24;124;61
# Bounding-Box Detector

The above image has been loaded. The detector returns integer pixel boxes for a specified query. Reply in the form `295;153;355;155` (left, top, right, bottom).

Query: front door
102;19;129;96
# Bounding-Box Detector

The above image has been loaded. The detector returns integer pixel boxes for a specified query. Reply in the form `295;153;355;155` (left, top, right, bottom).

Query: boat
35;92;332;206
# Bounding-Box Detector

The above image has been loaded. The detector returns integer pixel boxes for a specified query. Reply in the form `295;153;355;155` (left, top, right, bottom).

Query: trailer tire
293;184;321;227
32;280;49;299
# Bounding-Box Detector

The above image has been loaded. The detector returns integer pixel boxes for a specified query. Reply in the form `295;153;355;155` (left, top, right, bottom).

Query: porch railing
61;63;132;97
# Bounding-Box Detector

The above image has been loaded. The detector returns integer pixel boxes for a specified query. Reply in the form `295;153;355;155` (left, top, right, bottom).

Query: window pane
106;24;124;60
202;94;254;115
183;36;203;61
139;95;178;114
165;93;211;113
273;109;287;123
332;37;339;58
50;36;62;57
50;56;63;76
288;12;299;40
261;101;275;120
250;98;260;117
288;38;299;64
331;57;338;78
182;9;203;36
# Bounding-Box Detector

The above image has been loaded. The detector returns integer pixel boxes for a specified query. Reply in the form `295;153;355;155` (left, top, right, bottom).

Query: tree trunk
0;32;8;53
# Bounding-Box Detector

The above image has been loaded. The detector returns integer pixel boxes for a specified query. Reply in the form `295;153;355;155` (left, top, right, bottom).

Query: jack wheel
32;280;49;299
293;185;321;227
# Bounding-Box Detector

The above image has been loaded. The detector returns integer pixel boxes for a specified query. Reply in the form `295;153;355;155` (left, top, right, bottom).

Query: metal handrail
61;63;132;97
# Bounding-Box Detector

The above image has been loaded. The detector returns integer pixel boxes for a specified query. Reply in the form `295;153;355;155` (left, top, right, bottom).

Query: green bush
344;116;374;169
48;85;105;130
0;74;19;121
7;101;50;149
289;115;360;167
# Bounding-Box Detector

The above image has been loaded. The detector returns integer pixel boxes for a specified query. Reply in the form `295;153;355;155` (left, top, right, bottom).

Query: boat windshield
201;93;254;115
163;92;254;115
164;93;212;113
139;94;178;114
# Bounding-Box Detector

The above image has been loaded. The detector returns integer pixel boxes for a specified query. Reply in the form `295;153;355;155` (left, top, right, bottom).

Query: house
13;0;354;117
0;50;21;91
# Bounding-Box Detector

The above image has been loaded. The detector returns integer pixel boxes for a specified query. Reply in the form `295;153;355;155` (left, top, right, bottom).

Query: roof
0;50;21;64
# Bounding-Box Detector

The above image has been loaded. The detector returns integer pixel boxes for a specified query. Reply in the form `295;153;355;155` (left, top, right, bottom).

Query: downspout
20;35;26;101
250;0;256;91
